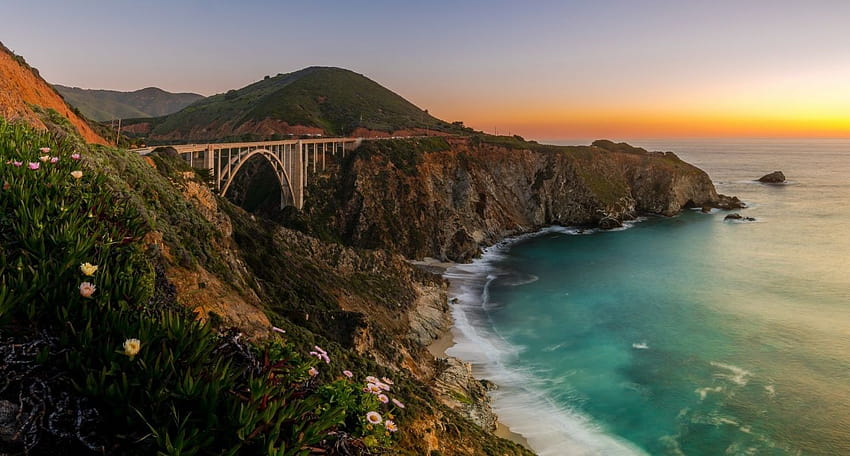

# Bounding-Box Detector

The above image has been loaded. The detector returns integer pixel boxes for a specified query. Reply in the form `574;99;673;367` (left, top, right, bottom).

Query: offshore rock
759;170;786;183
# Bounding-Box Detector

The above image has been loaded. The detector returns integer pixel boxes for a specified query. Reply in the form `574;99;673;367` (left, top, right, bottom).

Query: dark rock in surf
599;217;623;229
724;213;756;222
758;171;786;183
714;194;746;210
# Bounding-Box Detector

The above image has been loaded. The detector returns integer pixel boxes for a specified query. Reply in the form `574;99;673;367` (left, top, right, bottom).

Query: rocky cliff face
297;137;740;261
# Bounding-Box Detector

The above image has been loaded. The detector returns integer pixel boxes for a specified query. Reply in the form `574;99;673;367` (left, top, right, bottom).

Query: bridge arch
219;149;296;208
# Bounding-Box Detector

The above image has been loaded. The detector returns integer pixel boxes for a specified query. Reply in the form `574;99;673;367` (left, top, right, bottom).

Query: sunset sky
3;0;849;140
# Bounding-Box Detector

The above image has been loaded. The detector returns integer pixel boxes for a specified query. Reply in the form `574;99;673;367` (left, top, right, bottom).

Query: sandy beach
426;317;533;451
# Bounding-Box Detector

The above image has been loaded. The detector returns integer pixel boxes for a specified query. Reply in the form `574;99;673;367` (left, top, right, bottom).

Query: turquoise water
445;140;850;455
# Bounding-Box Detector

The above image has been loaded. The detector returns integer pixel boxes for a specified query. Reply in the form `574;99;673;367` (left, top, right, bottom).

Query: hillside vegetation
0;116;531;455
123;67;457;143
54;85;204;122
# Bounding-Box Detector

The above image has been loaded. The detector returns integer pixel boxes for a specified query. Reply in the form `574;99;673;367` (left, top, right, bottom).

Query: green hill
133;67;454;142
53;85;204;121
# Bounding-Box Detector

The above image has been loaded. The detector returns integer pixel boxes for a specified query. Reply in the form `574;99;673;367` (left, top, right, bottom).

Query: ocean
444;139;850;455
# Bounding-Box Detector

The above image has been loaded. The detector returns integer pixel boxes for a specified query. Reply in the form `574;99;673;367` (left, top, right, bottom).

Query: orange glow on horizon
450;108;850;141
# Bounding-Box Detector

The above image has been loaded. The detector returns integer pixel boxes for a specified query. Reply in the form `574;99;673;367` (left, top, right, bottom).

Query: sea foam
444;227;649;456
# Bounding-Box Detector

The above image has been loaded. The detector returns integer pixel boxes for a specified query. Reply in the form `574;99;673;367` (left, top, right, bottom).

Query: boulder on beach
758;171;786;183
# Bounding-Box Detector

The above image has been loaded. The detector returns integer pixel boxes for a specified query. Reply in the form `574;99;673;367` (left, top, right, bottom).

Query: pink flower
378;382;391;392
50;156;59;163
309;345;330;364
343;370;354;378
71;153;81;160
381;377;394;385
377;394;389;404
365;383;382;394
28;162;39;170
272;326;286;334
79;282;96;298
12;161;22;167
385;420;398;432
365;376;379;384
392;398;405;409
39;147;50;153
308;367;319;377
366;411;382;424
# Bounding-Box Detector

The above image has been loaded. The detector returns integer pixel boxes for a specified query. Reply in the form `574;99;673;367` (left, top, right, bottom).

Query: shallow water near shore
446;139;850;455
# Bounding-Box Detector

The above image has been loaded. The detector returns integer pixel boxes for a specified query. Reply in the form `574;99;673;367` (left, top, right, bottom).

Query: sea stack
758;171;786;183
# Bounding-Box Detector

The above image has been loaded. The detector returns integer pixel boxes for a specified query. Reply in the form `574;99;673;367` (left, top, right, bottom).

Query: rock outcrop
759;170;786;183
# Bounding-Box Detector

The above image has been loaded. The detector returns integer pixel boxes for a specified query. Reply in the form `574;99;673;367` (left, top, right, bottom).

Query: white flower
392;398;405;409
308;367;319;377
123;338;141;358
366;411;382;424
365;383;382;394
377;394;389;404
385;420;398;432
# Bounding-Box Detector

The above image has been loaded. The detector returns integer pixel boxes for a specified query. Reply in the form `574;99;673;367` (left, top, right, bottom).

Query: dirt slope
0;43;107;145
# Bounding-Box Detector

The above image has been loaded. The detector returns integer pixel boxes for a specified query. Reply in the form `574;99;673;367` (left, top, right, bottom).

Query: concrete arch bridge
135;138;360;209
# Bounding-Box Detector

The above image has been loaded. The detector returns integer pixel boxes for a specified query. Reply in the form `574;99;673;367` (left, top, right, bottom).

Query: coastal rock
298;137;742;261
713;194;746;210
758;171;786;183
434;357;498;432
599;216;623;229
724;213;756;222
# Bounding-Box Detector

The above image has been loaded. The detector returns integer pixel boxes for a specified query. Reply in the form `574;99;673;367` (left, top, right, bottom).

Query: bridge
134;138;361;209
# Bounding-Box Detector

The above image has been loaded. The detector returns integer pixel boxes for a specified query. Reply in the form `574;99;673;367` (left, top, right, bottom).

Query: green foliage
0;119;405;454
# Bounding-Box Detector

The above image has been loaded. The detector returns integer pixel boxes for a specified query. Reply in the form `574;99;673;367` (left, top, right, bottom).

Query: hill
125;67;455;142
0;42;107;144
54;85;204;121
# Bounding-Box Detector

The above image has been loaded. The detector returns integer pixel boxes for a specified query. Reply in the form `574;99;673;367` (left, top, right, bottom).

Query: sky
3;0;850;140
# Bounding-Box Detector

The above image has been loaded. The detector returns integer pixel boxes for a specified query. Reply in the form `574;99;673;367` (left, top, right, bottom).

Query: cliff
0;42;108;145
291;136;741;261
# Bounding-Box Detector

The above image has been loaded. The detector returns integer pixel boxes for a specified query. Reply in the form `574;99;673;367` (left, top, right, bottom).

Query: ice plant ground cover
0;119;404;455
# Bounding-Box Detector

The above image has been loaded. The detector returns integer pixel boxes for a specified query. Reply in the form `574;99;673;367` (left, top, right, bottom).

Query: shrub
0;119;405;454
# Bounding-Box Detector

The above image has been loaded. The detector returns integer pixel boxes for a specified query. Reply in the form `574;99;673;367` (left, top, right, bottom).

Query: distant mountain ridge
53;85;204;121
123;66;456;142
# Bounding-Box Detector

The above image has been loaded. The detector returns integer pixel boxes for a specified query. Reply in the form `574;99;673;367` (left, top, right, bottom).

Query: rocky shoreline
411;257;533;450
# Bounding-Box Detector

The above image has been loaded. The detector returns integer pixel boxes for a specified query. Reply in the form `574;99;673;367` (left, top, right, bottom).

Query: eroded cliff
293;136;741;261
